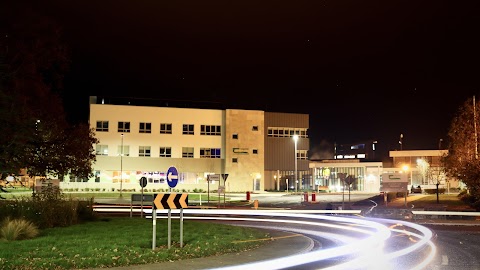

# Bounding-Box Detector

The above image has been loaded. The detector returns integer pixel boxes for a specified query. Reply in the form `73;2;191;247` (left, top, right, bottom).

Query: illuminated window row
200;148;221;158
267;127;308;138
95;145;220;159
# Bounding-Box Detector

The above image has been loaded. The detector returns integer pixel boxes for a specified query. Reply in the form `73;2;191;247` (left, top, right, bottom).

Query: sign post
221;174;229;207
207;174;220;205
166;166;179;248
381;173;409;207
139;176;147;218
152;193;188;250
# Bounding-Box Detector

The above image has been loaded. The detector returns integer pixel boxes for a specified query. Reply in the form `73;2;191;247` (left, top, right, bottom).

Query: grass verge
407;194;474;210
0;217;269;270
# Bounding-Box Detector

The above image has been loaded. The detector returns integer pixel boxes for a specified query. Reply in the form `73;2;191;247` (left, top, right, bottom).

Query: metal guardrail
92;205;480;221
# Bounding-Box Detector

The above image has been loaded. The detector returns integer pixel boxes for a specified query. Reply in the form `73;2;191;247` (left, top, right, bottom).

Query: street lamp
399;133;403;150
402;164;412;187
293;134;299;193
120;134;124;198
274;175;277;191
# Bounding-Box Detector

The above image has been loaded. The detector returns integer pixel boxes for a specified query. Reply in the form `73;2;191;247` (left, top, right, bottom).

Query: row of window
96;121;222;136
267;127;308;138
96;145;222;158
96;145;308;160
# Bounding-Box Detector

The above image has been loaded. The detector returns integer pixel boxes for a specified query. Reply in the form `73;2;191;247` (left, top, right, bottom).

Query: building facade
386;150;461;191
309;159;383;193
308;149;462;194
59;96;310;193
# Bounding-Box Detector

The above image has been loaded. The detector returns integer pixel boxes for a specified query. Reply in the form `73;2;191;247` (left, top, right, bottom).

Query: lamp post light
293;134;299;193
399;133;403;150
402;164;412;188
274;175;277;191
120;134;124;198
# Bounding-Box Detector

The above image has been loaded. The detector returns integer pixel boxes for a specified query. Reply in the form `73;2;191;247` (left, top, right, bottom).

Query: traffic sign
207;174;220;181
221;174;229;182
153;193;188;209
131;194;154;202
139;177;147;188
167;166;179;188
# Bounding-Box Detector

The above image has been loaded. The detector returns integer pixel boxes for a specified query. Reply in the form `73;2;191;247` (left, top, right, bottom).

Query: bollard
254;199;259;209
246;191;251;201
304;192;309;202
312;193;316;202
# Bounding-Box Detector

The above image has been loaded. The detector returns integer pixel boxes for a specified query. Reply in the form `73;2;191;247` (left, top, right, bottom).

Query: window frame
160;123;172;134
118;121;131;133
96;121;109;132
139;122;152;133
183;124;194;135
139;146;151;157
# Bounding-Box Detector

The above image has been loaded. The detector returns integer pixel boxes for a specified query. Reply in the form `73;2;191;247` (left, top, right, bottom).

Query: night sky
15;0;480;160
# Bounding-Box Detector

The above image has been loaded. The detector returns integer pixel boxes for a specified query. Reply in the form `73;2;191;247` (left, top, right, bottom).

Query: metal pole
277;170;280;191
180;208;184;247
140;188;144;218
152;209;156;250
168;209;171;249
294;135;298;192
120;134;124;198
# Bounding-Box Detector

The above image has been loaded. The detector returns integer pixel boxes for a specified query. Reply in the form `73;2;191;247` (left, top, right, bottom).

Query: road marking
442;255;449;265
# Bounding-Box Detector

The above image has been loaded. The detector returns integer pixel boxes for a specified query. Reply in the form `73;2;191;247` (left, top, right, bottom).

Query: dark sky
22;1;480;159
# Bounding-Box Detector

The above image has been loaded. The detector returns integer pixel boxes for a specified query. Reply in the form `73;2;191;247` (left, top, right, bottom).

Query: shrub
424;188;446;194
0;217;39;241
0;184;97;230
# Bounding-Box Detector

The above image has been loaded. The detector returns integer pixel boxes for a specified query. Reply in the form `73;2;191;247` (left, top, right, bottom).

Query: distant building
309;149;462;194
309;159;383;193
386;150;461;191
54;96;461;194
334;140;379;161
59;96;310;193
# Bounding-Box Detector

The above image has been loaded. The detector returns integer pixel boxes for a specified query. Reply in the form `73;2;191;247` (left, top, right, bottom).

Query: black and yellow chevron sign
153;193;188;209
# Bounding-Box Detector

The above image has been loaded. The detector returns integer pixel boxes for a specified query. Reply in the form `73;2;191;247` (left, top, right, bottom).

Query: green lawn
0;217;269;270
409;194;473;210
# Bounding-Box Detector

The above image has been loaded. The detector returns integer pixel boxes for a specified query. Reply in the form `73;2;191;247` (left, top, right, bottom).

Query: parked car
410;185;422;194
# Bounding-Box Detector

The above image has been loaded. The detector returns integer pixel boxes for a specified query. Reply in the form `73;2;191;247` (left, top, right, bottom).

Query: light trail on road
144;209;437;270
94;206;437;269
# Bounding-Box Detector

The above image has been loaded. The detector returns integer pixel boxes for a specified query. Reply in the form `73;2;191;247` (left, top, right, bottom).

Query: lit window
200;148;221;158
159;147;172;157
139;146;151;157
182;147;194;158
95;145;108;155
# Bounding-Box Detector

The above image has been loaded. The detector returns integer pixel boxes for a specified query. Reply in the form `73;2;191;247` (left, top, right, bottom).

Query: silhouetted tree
0;1;98;181
443;96;480;201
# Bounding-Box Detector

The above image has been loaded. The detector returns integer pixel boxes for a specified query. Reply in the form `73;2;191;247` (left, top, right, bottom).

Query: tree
0;1;98;181
416;158;430;185
443;96;480;201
